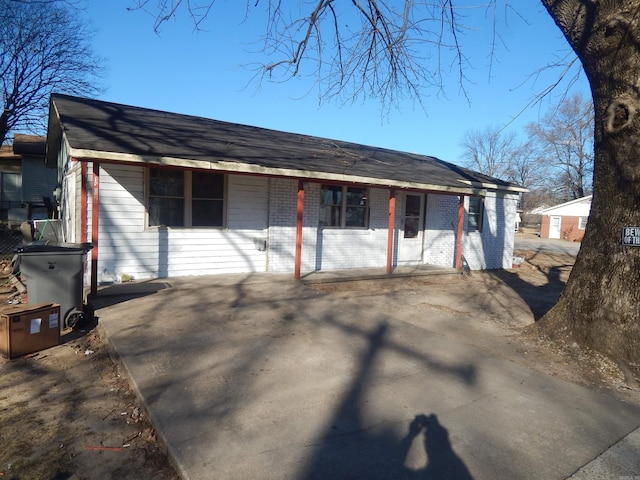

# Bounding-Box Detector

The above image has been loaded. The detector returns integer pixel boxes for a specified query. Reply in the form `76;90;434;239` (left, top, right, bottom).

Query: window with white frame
578;216;588;230
320;185;368;228
467;196;484;232
147;168;225;227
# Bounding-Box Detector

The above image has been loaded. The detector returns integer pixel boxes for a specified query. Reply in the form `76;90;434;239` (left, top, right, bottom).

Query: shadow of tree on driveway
300;323;475;480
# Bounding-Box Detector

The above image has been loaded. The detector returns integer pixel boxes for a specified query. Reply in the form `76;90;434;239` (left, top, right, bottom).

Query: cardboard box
0;303;61;359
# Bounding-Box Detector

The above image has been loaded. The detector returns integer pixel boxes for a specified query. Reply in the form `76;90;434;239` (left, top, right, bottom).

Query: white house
45;94;526;294
540;196;591;241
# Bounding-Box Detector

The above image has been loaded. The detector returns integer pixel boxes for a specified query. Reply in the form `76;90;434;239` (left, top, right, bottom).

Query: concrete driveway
93;272;640;480
514;235;581;256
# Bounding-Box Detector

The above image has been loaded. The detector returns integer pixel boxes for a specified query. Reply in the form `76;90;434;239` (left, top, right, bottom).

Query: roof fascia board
45;100;63;168
540;195;593;213
457;178;528;194
69;147;497;195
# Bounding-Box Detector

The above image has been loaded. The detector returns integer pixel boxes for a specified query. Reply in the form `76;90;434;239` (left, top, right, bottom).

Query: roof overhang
68;147;527;196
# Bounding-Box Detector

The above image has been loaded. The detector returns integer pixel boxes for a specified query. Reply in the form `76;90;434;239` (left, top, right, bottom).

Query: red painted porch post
455;195;465;270
80;161;88;243
386;189;396;274
294;180;304;280
90;163;100;295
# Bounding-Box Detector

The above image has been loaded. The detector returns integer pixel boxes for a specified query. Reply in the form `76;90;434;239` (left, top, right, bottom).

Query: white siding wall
59;141;81;244
95;164;268;281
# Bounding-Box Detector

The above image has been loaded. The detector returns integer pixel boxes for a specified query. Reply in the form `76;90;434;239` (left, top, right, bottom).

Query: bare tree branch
0;0;103;144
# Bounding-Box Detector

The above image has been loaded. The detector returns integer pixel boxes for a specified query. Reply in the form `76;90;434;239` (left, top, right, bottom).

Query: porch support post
90;162;100;295
294;180;304;280
386;188;396;274
455;195;465;270
80;161;88;243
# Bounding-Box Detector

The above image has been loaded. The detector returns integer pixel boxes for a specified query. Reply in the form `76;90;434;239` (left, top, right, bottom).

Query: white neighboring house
540;196;592;241
45;94;527;293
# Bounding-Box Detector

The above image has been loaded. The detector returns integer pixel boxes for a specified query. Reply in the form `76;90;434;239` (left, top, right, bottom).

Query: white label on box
49;312;59;329
30;317;42;334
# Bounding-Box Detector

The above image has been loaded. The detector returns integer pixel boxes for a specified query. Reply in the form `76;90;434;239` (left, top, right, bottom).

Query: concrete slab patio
91;273;640;480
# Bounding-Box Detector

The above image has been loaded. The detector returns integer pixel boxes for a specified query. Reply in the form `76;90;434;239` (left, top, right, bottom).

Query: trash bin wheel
65;310;86;330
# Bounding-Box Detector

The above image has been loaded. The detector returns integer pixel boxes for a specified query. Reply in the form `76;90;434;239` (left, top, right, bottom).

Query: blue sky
83;1;589;165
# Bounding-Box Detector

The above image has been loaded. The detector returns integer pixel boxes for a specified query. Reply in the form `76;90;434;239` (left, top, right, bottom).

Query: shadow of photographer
399;413;474;480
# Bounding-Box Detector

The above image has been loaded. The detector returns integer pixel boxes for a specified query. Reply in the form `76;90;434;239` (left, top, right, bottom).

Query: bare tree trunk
539;1;640;374
0;110;8;145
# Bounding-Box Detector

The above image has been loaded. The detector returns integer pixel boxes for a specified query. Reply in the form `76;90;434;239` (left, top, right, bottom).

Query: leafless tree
139;1;640;379
506;140;548;191
460;126;521;181
526;93;594;201
0;0;102;145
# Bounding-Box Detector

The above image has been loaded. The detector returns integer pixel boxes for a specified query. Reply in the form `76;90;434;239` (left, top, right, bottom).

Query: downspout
90;163;100;295
294;180;304;280
455;195;465;270
386;189;396;274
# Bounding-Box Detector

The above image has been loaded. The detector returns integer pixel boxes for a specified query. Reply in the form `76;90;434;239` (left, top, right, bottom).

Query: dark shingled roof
13;134;46;156
47;94;524;194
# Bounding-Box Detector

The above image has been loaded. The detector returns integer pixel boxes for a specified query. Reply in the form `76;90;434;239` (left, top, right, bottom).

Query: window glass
192;172;225;227
2;173;21;201
404;194;422;238
149;197;184;227
345;187;367;227
468;197;483;232
148;169;225;228
320;185;343;227
193;199;224;226
320;185;368;228
150;169;183;196
578;216;588;230
193;172;224;199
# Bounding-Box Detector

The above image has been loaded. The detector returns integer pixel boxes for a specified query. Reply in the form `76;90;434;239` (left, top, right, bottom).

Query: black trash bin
14;242;93;330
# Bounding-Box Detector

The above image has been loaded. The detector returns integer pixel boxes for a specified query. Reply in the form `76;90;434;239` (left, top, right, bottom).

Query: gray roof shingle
47;94;524;194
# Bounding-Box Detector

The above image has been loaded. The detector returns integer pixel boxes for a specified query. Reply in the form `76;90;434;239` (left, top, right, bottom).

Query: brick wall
267;178;298;272
424;194;459;268
463;192;517;269
267;180;518;273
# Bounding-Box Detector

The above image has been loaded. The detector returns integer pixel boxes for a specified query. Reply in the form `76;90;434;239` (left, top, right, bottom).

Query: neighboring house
0;145;22;218
0;134;58;223
45;94;527;293
540;195;592;241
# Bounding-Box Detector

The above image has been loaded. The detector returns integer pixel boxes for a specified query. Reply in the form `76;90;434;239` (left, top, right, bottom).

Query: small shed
45;94;527;293
539;196;591;241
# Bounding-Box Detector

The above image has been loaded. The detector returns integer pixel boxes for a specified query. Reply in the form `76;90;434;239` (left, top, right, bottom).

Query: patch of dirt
0;326;180;480
0;259;179;480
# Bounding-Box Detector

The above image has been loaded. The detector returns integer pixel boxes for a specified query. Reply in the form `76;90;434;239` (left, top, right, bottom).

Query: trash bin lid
14;241;93;254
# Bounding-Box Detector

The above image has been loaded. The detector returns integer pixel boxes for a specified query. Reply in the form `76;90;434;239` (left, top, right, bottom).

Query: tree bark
539;1;640;373
0;110;8;146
